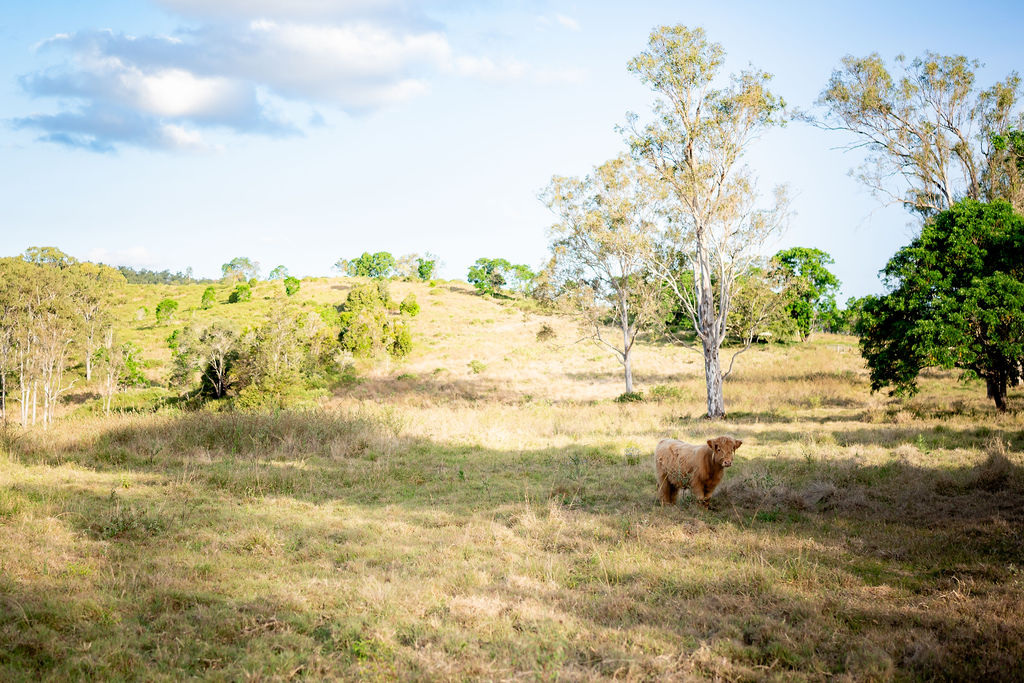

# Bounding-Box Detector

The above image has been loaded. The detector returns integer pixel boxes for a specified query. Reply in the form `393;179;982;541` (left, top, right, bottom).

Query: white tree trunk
702;340;726;418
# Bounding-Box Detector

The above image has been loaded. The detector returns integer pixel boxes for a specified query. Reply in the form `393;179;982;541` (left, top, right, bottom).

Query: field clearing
2;280;1023;680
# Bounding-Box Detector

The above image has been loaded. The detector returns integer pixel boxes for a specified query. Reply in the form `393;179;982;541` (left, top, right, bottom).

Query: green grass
1;278;1023;680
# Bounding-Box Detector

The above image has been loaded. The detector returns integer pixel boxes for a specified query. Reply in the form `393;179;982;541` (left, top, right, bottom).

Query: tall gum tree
625;25;790;418
813;52;1023;215
541;155;665;394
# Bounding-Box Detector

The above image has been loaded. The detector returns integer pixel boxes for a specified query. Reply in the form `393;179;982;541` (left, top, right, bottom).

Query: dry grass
2;279;1023;680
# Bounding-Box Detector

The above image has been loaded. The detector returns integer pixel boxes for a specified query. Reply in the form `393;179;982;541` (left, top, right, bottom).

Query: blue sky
2;0;1021;298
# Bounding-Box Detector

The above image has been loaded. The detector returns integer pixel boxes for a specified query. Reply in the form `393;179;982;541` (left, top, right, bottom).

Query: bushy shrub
228;283;251;303
155;298;178;324
648;385;684;402
200;286;217;309
399;294;420;316
391;321;413;357
337;282;414;359
614;391;644;403
468;360;486;374
536;323;556;342
283;276;301;297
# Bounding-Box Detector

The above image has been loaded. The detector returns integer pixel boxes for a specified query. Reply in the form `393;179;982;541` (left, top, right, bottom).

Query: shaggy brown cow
655;436;742;508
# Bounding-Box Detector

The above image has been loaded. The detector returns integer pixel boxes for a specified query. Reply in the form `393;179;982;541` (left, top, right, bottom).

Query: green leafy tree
859;200;1024;411
200;286;217;309
813;52;1023;215
267;265;289;280
416;255;437;280
626;25;790;418
221;257;260;282
228;283;252;303
283;276;301;297
154;298;179;325
337;282;413;358
772;247;841;341
839;296;868;335
343;252;396;278
467;258;534;296
467;258;509;296
724;265;795;344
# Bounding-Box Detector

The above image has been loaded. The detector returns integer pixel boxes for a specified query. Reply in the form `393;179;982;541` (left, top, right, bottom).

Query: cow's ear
736;440;743;447
706;439;716;450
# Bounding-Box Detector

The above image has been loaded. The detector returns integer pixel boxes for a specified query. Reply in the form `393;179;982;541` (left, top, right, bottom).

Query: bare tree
541;155;665;394
625;25;790;418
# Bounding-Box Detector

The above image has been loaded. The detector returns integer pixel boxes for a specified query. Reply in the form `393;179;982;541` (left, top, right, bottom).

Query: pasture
2;279;1023;680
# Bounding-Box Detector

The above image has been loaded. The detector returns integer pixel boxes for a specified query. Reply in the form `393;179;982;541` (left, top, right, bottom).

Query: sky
1;0;1022;299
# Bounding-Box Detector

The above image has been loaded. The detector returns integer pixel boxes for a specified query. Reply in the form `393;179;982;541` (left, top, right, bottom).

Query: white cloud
554;14;581;32
157;0;406;21
455;55;526;83
15;5;587;151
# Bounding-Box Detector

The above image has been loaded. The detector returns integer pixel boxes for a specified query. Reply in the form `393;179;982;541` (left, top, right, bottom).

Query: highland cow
655;436;742;508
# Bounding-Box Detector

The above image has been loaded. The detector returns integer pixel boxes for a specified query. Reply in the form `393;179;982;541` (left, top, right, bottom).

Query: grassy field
2;278;1023;680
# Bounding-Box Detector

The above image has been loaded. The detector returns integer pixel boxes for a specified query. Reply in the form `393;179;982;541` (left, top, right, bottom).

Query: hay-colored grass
1;278;1022;680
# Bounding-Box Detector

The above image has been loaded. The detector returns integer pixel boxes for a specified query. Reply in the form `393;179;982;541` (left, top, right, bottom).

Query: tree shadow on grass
5;409;1024;680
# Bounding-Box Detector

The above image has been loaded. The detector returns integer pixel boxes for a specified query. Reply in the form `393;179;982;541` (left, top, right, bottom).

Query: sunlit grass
2;279;1023;680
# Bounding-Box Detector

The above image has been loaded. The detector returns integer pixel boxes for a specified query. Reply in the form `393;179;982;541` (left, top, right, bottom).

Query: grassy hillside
2;278;1023;680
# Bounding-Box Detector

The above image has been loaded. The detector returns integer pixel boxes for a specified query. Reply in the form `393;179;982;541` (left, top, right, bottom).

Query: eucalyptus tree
625;25;790;418
73;262;124;381
541;155;665;394
814;52;1023;215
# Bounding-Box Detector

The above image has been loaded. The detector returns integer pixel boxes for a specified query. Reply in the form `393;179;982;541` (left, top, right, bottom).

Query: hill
1;277;1023;680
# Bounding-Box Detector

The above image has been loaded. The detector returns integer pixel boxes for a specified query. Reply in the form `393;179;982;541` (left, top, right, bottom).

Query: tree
626;25;790;418
467;258;534;297
416;255;438;280
337;282;414;359
283;276;301;297
155;298;179;325
95;330;145;414
267;265;289;280
221;257;260;282
228;283;252;303
858;200;1024;411
24;246;78;269
724;264;795;344
201;286;217;309
772;247;841;341
71;262;124;381
170;323;238;399
118;266;209;285
343;252;396;279
541;155;666;393
813;52;1023;216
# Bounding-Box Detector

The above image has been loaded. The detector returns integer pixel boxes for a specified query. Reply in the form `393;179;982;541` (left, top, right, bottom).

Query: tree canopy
222;257;260;282
340;252;397;279
773;247;841;340
541;154;664;394
858;200;1024;410
814;51;1023;216
467;258;534;297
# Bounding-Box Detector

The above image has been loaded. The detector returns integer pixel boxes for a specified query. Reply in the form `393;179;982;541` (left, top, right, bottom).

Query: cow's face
707;436;742;467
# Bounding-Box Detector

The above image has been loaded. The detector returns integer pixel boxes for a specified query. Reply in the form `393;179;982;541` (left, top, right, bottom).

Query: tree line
1;26;1021;420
